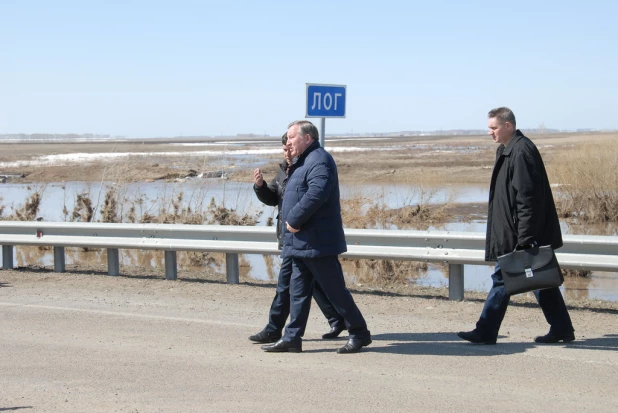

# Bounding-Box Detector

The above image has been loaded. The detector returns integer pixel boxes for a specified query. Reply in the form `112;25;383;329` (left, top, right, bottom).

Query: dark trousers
476;265;574;340
264;256;345;334
284;255;370;344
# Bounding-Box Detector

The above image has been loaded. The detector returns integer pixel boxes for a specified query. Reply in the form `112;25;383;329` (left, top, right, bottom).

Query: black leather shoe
248;330;281;344
322;326;345;339
534;332;575;344
337;337;372;354
261;339;302;353
457;330;497;345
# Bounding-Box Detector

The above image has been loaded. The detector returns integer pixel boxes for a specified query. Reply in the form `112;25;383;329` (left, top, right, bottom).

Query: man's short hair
488;107;516;127
288;120;319;141
281;132;288;145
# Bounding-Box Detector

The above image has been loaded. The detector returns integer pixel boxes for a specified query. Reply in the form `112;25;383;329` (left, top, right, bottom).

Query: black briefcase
497;245;564;295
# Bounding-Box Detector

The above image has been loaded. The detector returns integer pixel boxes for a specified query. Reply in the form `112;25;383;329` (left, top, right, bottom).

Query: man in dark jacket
249;133;346;344
261;120;372;354
458;107;575;345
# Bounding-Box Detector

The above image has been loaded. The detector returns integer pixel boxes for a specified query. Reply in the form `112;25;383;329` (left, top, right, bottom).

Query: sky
1;0;617;138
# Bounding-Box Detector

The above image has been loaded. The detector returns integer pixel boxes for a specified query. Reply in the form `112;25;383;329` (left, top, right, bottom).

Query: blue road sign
306;84;346;118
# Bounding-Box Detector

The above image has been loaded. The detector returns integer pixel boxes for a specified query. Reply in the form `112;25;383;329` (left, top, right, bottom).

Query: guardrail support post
226;253;239;284
53;246;66;272
2;245;13;269
448;263;464;301
107;248;120;276
165;251;177;280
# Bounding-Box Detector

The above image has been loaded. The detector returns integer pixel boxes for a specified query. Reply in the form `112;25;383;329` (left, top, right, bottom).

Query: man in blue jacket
261;120;372;354
249;132;346;344
457;107;574;345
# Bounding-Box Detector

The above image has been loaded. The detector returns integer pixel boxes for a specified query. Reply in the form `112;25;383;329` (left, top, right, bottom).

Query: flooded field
1;179;617;301
2;132;618;302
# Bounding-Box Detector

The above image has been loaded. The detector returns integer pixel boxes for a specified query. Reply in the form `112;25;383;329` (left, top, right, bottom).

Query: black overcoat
485;130;563;261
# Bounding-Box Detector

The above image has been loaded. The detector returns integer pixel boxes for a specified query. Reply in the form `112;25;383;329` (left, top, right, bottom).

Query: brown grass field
2;131;616;187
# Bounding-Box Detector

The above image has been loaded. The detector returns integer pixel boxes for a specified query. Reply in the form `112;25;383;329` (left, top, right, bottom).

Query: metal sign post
305;83;347;149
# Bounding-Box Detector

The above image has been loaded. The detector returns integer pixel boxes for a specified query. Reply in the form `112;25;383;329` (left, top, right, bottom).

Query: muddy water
1;181;617;302
0;181;489;220
0;180;263;222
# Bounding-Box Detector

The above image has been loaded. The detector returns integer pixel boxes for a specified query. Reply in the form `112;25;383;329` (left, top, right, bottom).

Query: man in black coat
248;133;346;344
458;107;575;345
261;120;371;354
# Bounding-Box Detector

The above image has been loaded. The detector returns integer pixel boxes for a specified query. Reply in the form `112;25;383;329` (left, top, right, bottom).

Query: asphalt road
1;270;617;412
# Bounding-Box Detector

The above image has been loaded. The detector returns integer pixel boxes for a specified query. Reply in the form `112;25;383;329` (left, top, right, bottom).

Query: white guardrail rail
1;221;617;300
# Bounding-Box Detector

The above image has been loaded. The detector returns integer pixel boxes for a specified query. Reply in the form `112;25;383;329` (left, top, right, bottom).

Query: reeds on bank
549;140;618;225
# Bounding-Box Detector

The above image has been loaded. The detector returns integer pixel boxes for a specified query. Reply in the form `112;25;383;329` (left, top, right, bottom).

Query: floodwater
1;180;617;302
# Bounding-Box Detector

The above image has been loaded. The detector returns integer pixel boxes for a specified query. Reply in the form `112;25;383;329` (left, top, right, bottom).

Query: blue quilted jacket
281;140;347;258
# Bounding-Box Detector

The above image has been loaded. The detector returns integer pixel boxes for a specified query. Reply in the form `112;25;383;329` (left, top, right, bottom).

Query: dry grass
100;188;119;223
339;176;454;284
49;181;261;228
341;174;454;230
549;141;618;223
562;268;592;278
68;186;259;266
5;132;618;188
5;185;46;221
205;197;259;226
341;258;441;288
71;193;94;222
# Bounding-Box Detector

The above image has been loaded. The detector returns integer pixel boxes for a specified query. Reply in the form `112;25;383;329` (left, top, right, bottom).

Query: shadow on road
359;332;532;356
568;334;618;352
303;332;533;356
335;332;618;355
372;332;462;342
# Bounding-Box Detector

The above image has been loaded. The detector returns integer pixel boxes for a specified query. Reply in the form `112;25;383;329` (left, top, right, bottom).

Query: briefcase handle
514;241;538;251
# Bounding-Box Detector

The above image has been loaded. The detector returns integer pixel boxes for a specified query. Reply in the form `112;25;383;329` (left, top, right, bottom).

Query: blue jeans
476;265;574;340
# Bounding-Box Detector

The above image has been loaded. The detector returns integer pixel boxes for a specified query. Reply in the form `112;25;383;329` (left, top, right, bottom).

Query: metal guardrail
1;221;617;300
